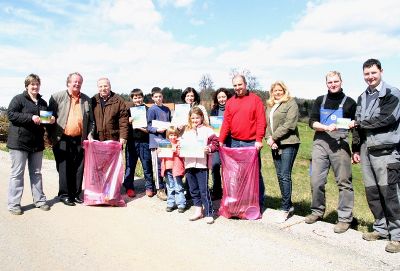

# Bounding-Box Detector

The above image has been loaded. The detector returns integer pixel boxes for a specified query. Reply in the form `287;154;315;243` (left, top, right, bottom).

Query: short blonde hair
166;126;179;138
267;81;291;107
325;71;342;82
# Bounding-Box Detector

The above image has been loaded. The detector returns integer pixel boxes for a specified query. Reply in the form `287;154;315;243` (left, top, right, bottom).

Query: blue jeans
211;151;222;198
186;168;213;217
165;170;186;208
271;144;299;211
124;141;154;191
230;139;265;208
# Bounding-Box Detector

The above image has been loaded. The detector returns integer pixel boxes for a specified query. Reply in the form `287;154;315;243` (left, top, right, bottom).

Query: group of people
6;58;400;252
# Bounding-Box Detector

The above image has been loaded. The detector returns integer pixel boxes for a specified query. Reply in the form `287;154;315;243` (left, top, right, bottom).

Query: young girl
160;127;186;213
180;107;219;224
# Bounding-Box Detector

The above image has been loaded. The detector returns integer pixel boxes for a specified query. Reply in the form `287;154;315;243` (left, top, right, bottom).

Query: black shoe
60;197;76;206
166;206;175;212
178;207;186;213
74;197;84;204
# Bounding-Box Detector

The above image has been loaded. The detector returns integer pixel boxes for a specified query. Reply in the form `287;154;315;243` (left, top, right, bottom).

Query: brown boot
385;241;400;253
156;189;167;201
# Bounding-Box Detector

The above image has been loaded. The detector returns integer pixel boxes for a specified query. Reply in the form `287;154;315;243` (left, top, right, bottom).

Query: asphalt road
0;151;399;271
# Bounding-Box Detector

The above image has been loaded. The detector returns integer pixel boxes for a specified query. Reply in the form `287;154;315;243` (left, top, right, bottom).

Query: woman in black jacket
7;74;54;215
210;88;232;200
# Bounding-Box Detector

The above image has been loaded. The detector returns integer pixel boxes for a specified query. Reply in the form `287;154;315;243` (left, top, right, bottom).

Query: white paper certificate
210;116;223;137
130;106;147;128
336;118;351;130
171;104;191;126
157;139;173;158
151;120;171;130
179;138;205;158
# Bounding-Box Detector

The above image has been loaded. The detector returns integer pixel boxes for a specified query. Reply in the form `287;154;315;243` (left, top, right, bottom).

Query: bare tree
229;68;260;91
199;74;214;91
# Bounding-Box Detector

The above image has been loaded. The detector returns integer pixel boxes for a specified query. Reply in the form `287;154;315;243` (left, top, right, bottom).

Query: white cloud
158;0;194;8
102;0;162;29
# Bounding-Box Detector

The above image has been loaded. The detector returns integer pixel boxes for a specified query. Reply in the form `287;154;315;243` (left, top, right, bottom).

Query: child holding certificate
180;107;219;224
160;127;186;213
123;89;155;198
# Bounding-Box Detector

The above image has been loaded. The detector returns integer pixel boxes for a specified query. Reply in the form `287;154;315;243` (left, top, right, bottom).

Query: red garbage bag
83;140;126;207
218;146;260;220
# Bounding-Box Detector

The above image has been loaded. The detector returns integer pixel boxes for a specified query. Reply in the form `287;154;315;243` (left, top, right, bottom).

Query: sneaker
205;216;214;224
157;190;167;201
385;241;400;253
38;204;50;211
333;222;350;234
9;208;23;215
362;231;388;241
166;206;175;212
126;189;136;198
178;207;186;213
304;214;321;224
146;189;155;197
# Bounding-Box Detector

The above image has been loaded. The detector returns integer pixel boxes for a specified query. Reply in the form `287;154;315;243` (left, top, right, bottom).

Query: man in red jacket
219;75;267;209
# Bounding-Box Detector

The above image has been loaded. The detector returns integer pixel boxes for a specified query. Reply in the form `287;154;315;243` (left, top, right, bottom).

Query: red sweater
219;92;266;143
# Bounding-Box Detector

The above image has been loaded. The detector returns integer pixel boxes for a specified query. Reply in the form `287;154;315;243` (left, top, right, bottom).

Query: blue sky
1;0;399;107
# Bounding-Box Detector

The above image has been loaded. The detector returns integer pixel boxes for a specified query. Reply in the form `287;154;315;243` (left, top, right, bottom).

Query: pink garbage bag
218;146;260;220
83;140;126;207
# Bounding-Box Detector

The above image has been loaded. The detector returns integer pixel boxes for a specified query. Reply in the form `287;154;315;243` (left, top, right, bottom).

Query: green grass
0;123;374;231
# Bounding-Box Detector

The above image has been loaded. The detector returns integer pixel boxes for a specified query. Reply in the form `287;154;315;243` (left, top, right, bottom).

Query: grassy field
0;123;374;231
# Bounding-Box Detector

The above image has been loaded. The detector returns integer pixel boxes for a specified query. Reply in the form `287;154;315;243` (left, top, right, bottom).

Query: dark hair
66;72;83;86
24;74;41;89
130;88;143;98
151;87;162;96
212;88;232;110
363;59;382;70
181;87;200;105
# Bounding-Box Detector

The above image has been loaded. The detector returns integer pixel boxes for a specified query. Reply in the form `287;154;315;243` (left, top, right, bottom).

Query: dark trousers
186;168;213;217
211;151;222;198
124;140;154;191
53;135;84;200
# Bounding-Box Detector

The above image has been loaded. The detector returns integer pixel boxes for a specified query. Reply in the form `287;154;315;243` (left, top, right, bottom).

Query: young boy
123;89;155;198
147;87;171;201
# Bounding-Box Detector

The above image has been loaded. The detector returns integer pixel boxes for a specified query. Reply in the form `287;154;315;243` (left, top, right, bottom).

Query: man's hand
32;115;41;125
326;123;337;132
348;120;358;129
255;141;263;151
352;152;361;164
119;138;126;145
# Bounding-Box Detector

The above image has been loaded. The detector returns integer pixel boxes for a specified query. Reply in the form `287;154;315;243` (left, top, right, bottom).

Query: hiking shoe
9;208;23;215
38;204;50;211
146;189;155;197
362;231;388;241
166;206;175;212
385;241;400;253
334;222;350;234
178;207;186;213
126;189;136;198
157;190;167;201
304;214;321;224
